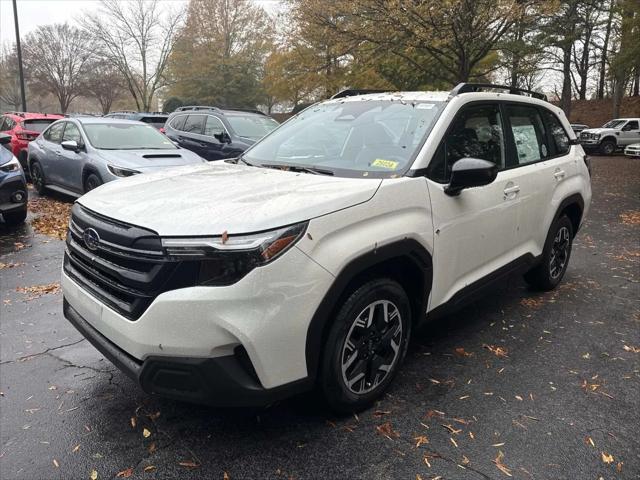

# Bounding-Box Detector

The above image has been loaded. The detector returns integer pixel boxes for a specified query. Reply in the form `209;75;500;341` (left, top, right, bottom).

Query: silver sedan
27;118;206;197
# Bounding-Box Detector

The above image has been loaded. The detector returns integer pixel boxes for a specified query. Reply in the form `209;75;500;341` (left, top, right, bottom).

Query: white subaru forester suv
62;84;591;412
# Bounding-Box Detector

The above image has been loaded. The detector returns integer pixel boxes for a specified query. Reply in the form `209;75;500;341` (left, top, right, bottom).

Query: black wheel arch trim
552;193;584;236
82;166;103;187
304;238;433;383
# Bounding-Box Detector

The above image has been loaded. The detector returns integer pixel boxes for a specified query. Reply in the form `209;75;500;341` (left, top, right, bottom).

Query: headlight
0;156;21;173
107;164;140;177
161;222;308;286
593;134;600;140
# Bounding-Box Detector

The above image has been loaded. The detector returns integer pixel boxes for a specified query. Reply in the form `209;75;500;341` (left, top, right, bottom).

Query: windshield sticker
371;158;399;169
415;103;435;110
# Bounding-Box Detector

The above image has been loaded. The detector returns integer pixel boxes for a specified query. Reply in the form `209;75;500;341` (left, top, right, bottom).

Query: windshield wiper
259;163;334;176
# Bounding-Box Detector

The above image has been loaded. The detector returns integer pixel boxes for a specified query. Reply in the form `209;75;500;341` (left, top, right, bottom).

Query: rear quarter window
541;109;570;155
169;115;187;131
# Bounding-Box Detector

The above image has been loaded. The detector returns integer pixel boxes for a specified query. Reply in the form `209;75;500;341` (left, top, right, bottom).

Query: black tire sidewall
540;216;574;288
85;174;102;193
321;278;412;412
31;162;46;194
600;140;615;155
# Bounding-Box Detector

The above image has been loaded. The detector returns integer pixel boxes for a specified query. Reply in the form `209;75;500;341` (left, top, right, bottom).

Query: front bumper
624;147;640;157
64;300;311;406
0;173;27;215
61;243;334;393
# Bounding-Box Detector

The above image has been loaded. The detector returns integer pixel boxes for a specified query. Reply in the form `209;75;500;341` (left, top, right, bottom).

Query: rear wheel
2;208;27;226
524;215;574;291
600;139;616;156
320;278;411;413
84;173;102;193
30;161;47;195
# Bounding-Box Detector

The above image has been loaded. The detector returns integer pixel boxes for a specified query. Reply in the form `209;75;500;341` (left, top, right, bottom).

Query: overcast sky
0;0;281;45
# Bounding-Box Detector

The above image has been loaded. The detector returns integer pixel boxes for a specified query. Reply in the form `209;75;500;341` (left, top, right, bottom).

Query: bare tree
85;60;125;114
22;23;94;113
81;0;184;112
0;45;23;110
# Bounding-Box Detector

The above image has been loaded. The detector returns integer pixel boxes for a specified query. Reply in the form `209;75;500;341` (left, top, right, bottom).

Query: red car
0;112;64;175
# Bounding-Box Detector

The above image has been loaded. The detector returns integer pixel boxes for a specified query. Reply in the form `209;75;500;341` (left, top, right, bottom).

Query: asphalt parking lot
1;155;638;480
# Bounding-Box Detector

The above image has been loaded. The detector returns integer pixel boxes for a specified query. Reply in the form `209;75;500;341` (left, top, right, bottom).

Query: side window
44;122;64;143
183;115;205;134
169;115;187;131
623;120;639;131
204;115;225;138
427;104;505;183
541;109;570;155
0;116;7;131
3;117;16;131
62;122;83;146
505;104;547;165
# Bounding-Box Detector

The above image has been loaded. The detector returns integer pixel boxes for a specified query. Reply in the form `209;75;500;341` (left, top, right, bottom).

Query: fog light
11;191;26;203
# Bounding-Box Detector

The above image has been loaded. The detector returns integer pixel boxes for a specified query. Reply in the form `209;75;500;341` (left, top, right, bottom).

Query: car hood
581;128;616;135
78;162;381;236
96;148;204;171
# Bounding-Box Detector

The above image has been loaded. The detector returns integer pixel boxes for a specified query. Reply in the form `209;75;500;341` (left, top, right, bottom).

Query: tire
2;208;27;226
30;161;47;195
599;139;616;156
524;215;574;291
19;151;30;179
84;173;102;193
320;278;412;413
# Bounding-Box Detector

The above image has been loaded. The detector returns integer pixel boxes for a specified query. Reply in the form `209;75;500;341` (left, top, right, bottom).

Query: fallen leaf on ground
116;468;133;478
53;459;59;468
483;344;508;358
585;436;595;447
623;345;640;353
179;461;199;468
602;452;614;464
143;465;156;472
130;417;136;428
414;435;429;447
224;472;230;480
142;428;151;438
454;347;473;357
493;451;512;477
376;422;399;440
619;211;640;225
28;197;72;240
0;262;23;270
16;283;60;301
90;470;98;480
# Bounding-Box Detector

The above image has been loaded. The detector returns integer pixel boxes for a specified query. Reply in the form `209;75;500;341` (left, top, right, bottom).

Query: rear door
502;103;576;256
174;114;207;156
39;122;66;184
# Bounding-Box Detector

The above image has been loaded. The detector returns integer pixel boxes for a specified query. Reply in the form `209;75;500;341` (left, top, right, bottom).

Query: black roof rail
223;108;266;116
174;105;222;113
450;83;547;101
331;89;394;99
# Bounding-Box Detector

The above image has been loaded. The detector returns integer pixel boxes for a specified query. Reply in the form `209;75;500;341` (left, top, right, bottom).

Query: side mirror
61;140;81;153
214;132;231;144
444;158;498;196
0;133;11;145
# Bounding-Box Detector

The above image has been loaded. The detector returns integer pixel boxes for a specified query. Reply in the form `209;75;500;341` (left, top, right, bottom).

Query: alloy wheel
549;226;570;279
340;300;403;395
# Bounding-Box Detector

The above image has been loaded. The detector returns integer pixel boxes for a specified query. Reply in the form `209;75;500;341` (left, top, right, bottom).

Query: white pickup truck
579;118;640;155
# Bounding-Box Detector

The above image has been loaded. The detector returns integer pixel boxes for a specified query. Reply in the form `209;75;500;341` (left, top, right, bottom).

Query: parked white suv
579;118;640;155
62;84;591;411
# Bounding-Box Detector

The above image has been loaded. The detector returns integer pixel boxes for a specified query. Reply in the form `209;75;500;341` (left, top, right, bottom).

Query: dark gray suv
164;106;279;161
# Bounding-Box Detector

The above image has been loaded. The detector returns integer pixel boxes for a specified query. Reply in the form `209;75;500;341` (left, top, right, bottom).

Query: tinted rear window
24;119;57;133
140;116;168;129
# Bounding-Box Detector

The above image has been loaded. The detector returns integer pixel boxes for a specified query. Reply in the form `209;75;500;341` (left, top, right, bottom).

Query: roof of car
74;117;146;125
3;111;64;120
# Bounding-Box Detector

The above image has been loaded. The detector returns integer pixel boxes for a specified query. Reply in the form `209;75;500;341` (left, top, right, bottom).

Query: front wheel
524;215;574;291
84;173;102;193
600;139;616;156
320;278;411;413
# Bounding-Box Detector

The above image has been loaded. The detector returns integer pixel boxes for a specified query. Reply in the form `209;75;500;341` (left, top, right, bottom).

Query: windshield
243;100;445;177
227;115;279;140
24;119;56;133
602;119;625;129
83;123;177;150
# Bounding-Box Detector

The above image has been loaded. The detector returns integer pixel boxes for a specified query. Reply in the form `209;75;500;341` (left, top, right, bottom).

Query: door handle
554;169;566;180
503;185;520;197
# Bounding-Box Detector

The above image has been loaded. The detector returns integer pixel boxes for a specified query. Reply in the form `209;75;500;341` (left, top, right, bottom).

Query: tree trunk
634;66;640;96
598;1;614;100
560;45;572;117
612;77;626;118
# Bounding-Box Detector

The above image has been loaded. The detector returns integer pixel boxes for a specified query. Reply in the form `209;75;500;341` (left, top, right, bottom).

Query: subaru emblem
83;228;100;251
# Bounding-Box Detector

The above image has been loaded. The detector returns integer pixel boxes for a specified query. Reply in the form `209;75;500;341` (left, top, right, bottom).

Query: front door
619;120;640;146
426;102;522;309
57;122;86;192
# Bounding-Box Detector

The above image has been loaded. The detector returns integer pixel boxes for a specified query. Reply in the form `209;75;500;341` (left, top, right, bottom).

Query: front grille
64;203;199;320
